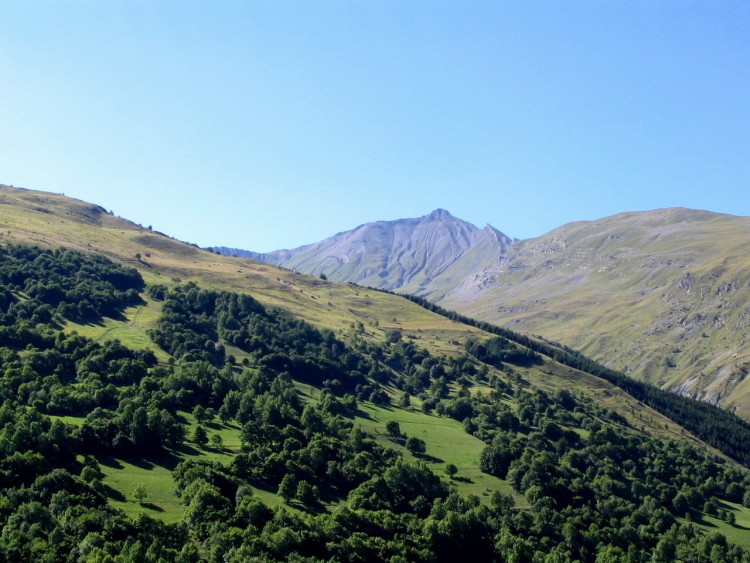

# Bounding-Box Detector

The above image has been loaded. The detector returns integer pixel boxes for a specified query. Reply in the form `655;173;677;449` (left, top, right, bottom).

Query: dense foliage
0;245;748;561
0;244;143;325
465;335;540;367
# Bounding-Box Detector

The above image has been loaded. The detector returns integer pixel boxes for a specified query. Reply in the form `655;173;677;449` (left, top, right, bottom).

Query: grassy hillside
441;208;750;418
351;402;525;505
211;198;750;422
0;185;478;360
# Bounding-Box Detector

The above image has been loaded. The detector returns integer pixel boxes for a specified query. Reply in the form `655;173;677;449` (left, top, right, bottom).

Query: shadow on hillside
103;484;126;502
106;310;130;323
205;420;239;432
315;483;347;506
416;453;444;464
173;443;201;457
97;455;124;469
74;318;106;328
126;457;155;470
353;408;375;421
149;447;194;471
284;498;327;514
248;480;276;495
141;502;164;513
451;476;473;484
112;448;187;472
718;500;739;511
690;511;721;529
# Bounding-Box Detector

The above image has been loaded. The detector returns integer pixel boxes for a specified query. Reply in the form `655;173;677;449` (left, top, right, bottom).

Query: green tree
278;473;296;502
406;437;426;456
193;425;208;447
192;405;208;423
210;433;223;449
133;484;147;505
296;480;318;506
385;420;402;439
385;329;402;344
445;463;458;478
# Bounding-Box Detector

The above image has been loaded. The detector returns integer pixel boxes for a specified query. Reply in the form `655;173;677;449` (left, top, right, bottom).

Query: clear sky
1;2;749;251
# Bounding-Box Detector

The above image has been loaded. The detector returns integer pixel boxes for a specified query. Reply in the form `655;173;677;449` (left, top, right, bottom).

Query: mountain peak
223;209;513;294
426;208;454;220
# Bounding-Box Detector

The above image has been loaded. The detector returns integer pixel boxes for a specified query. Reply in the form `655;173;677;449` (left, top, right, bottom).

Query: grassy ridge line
372;288;750;467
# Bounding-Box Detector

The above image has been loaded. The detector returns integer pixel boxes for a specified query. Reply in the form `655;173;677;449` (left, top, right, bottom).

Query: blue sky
1;2;748;251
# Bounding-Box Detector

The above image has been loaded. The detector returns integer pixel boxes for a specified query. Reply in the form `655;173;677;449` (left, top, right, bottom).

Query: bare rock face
216;209;513;295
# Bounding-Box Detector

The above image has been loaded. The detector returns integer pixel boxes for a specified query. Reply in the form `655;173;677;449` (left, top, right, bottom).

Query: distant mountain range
215;207;750;417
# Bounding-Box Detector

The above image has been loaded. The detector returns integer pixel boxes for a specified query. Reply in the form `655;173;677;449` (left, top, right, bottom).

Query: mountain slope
0;187;484;361
445;208;750;417
221;206;750;419
215;208;512;296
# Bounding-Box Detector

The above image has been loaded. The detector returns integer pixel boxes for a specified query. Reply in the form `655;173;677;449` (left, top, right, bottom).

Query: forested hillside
1;244;750;561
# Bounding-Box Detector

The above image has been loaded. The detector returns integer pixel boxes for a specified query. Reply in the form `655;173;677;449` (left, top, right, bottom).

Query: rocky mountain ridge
214;208;514;296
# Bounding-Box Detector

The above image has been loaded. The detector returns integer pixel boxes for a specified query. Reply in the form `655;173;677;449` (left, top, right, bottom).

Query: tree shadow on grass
690;511;718;528
97;455;124;469
284;498;327;515
714;502;749;529
451;476;474;484
148;449;187;471
173;443;202;457
111;447;186;473
72;317;107;328
718;500;740;511
313;483;347;507
125;457;155;470
140;502;164;513
353;408;375;421
247;479;276;495
103;484;126;503
416;453;444;464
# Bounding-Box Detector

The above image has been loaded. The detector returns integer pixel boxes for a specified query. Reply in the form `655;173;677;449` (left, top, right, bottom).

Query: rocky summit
214;208;513;297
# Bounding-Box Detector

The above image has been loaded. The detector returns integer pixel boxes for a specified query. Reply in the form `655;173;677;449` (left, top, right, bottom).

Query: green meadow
680;501;750;549
351;402;524;506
